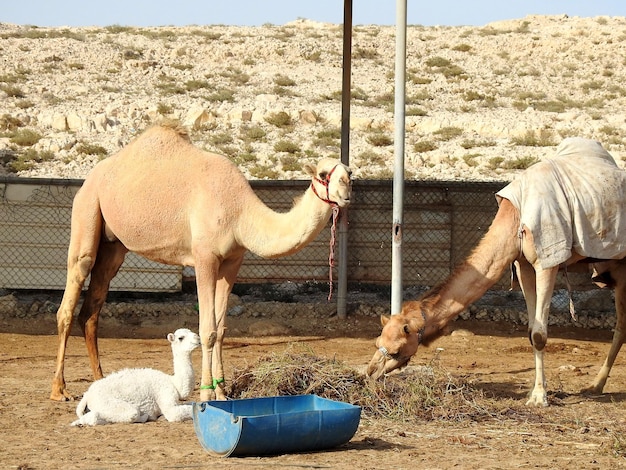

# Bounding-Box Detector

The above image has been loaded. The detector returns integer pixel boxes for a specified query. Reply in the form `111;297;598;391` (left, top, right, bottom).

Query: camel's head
305;158;352;208
366;308;427;380
167;328;201;353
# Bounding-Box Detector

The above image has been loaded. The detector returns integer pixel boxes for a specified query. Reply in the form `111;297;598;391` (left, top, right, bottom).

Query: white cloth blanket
496;137;626;269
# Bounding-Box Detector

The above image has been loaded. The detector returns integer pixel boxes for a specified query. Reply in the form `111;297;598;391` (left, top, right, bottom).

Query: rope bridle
310;164;343;301
326;206;340;301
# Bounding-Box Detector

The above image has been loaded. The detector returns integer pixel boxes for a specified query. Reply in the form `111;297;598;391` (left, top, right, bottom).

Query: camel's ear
380;315;390;327
167;332;175;343
303;162;316;177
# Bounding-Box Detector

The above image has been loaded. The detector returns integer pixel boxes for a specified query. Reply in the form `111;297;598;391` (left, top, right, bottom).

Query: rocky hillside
1;14;626;181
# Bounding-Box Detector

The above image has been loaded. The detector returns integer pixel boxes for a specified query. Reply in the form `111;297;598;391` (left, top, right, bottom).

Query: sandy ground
1;311;626;470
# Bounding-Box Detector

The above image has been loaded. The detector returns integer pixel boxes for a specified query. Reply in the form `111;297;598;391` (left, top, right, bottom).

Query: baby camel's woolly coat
71;328;200;426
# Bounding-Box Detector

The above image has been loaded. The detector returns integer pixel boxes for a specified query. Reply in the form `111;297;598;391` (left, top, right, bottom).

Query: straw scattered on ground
228;342;543;424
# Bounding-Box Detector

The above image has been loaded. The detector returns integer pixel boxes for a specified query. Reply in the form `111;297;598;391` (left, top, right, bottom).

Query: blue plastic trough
192;394;361;457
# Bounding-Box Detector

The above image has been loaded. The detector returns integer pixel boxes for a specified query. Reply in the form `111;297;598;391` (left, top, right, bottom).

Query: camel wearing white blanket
71;328;200;426
368;138;626;407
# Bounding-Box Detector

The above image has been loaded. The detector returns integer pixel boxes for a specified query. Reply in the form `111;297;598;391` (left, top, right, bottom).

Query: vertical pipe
337;0;353;319
391;0;407;315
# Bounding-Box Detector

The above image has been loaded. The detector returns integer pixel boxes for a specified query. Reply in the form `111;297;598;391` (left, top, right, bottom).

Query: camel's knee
56;312;74;334
203;331;217;349
529;330;547;351
216;326;227;341
68;254;94;284
77;255;94;278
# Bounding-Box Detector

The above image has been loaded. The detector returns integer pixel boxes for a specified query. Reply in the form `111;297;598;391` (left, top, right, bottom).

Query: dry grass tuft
229;344;365;403
228;343;536;424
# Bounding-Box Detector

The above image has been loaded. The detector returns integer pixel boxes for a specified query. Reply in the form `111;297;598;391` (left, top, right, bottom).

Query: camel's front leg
586;263;626;394
195;258;220;402
211;257;244;400
527;266;558;406
515;258;557;406
527;348;548;406
200;330;217;402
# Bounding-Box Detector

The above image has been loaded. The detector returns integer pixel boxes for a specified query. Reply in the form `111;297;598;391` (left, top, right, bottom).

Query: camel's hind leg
586;263;626;394
51;251;96;401
51;189;102;401
77;240;127;383
75;396;146;425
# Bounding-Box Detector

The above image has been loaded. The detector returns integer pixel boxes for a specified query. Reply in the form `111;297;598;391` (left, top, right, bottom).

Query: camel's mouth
337;197;351;208
366;349;411;379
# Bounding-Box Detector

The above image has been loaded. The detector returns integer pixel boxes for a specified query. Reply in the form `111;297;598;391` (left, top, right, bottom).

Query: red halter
310;165;339;206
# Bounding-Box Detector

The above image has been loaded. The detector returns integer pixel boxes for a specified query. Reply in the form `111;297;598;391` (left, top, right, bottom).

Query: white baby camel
71;328;200;426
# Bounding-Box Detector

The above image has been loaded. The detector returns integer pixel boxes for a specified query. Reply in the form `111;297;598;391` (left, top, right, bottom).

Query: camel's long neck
238;186;335;259
171;352;195;400
421;202;520;333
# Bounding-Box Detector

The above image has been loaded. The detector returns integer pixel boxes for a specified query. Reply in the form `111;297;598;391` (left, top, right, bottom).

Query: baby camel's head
167;328;201;353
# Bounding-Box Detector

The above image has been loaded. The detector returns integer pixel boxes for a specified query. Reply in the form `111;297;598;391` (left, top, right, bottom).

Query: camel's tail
75;393;89;418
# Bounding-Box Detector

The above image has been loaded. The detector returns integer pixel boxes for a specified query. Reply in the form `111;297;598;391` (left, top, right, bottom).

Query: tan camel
367;138;626;407
50;122;352;402
367;199;626;406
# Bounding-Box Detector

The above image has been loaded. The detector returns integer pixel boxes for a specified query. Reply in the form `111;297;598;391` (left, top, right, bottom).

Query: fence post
391;0;407;316
337;0;353;319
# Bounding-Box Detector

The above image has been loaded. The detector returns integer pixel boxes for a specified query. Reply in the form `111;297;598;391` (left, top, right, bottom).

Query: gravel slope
1;14;625;181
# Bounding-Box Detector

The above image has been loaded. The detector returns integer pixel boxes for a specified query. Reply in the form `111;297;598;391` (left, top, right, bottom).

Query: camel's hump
143;120;191;142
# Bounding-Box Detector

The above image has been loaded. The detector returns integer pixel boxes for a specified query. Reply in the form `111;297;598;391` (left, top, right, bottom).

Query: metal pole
337;0;352;319
391;0;407;315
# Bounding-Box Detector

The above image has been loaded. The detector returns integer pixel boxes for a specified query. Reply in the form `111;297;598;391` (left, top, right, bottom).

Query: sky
2;0;625;28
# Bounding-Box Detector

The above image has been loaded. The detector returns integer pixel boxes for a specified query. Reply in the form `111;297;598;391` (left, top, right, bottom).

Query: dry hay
228;343;538;423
